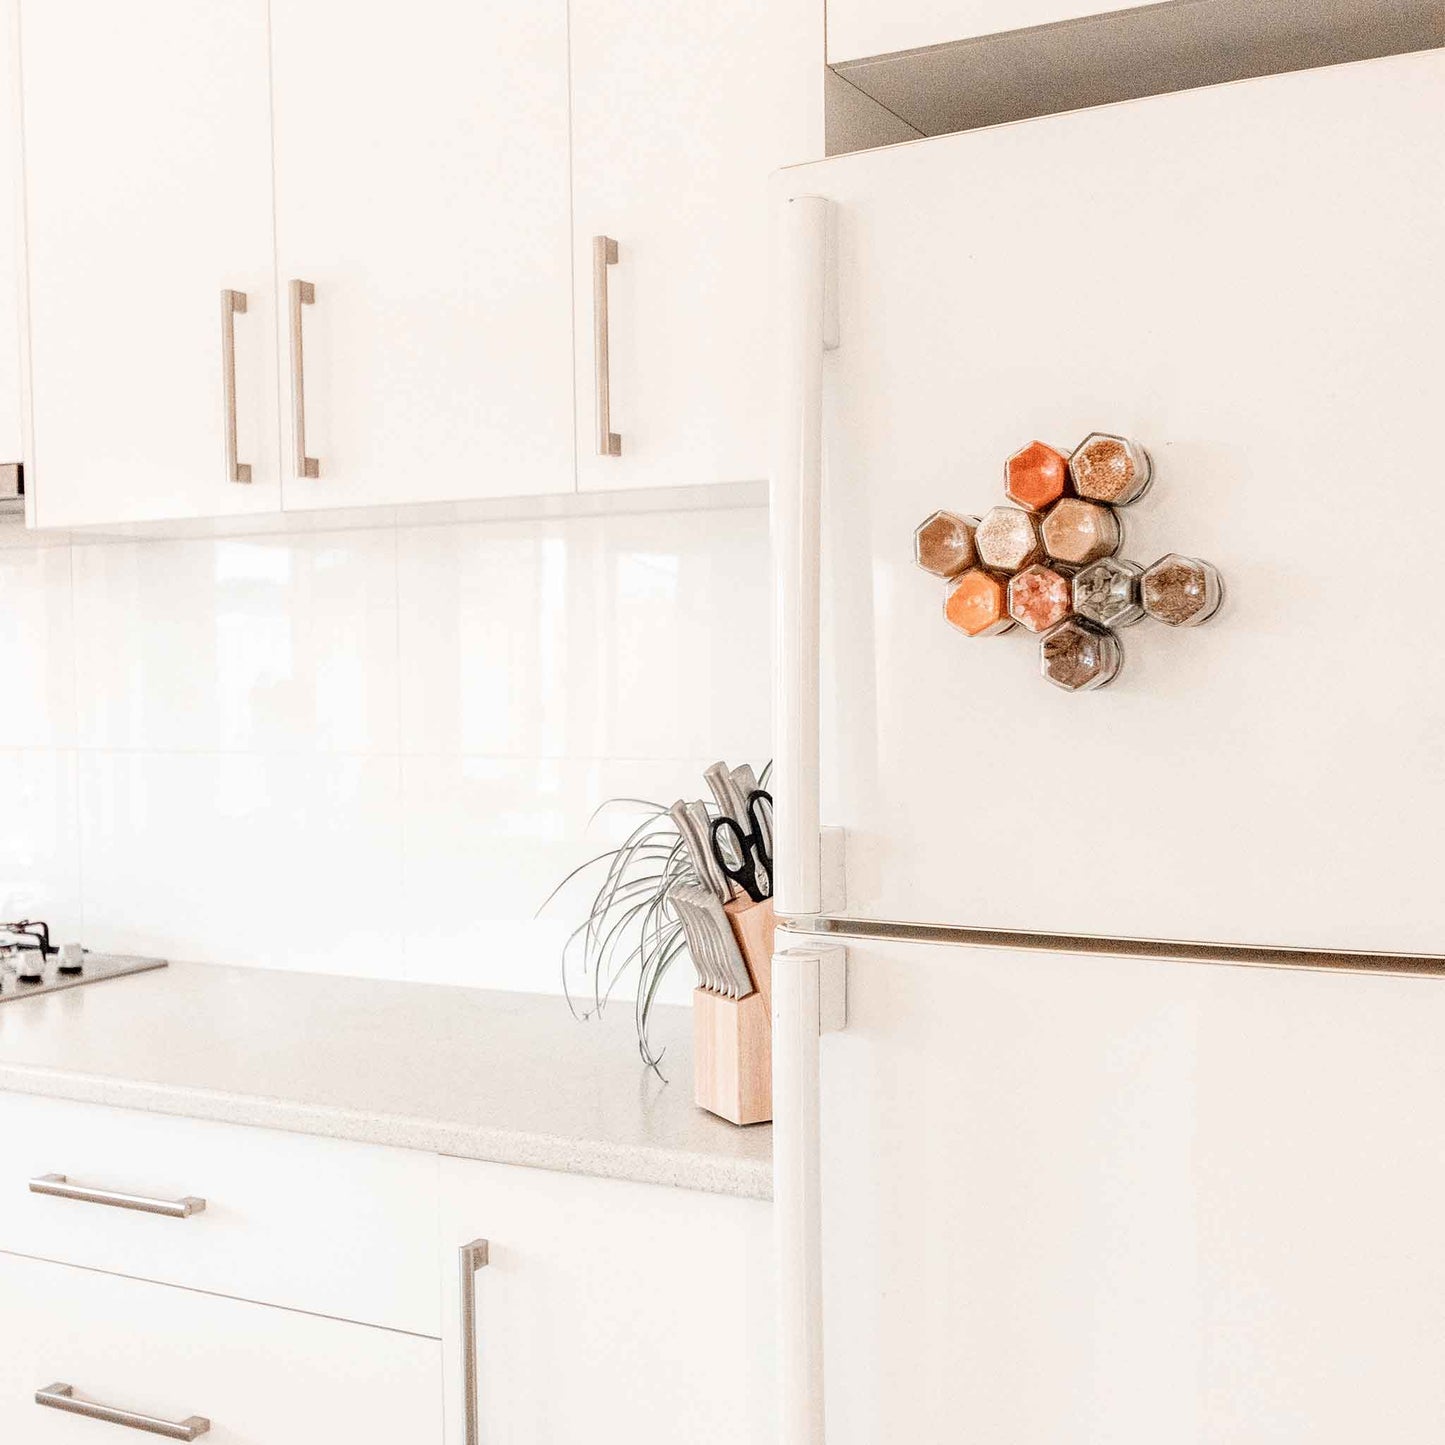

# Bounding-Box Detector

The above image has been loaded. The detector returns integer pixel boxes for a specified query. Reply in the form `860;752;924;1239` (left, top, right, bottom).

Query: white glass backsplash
0;504;770;1004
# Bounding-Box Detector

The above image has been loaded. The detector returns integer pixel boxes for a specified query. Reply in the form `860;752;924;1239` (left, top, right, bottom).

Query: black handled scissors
709;789;774;904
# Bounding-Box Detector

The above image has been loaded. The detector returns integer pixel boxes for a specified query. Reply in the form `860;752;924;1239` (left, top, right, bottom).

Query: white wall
0;500;769;1005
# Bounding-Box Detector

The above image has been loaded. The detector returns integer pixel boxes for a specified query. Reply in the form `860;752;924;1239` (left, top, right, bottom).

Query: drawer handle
36;1383;210;1439
219;289;251;484
591;236;621;457
288;278;320;478
30;1174;206;1219
460;1238;490;1445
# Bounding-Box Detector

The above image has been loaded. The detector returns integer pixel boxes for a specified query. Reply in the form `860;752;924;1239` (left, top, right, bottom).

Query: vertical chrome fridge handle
35;1383;210;1439
591;236;622;456
288;279;320;478
773;197;836;915
460;1238;490;1445
219;289;250;484
773;946;846;1445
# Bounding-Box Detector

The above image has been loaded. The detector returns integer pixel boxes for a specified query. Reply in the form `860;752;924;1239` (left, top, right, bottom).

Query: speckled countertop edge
0;1062;773;1201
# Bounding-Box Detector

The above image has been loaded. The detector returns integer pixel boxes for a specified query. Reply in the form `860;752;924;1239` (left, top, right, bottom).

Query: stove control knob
16;951;45;984
58;943;85;975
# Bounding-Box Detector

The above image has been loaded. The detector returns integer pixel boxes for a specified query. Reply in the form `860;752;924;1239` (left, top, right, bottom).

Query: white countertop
0;961;772;1200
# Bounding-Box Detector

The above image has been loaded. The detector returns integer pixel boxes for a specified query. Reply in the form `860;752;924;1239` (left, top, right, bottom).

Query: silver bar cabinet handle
460;1238;490;1445
36;1383;210;1440
288;278;320;478
30;1173;206;1219
219;289;250;484
591;236;621;457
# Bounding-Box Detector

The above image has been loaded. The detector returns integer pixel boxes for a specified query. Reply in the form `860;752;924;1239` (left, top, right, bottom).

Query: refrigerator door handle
773;944;847;1445
773;195;836;917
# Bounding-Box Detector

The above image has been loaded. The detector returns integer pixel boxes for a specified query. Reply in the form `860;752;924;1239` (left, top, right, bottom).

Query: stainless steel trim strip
779;916;1445;979
460;1238;490;1445
219;290;250;484
591;236;621;457
288;279;320;478
29;1174;206;1219
36;1383;210;1439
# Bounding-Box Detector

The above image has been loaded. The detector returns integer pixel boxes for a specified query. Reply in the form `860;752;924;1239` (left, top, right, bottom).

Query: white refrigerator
769;47;1445;1445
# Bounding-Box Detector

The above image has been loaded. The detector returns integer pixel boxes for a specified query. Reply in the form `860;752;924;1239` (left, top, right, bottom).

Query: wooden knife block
693;897;775;1126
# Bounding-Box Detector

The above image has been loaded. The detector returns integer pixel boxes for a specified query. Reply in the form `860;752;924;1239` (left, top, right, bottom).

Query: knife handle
704;761;748;823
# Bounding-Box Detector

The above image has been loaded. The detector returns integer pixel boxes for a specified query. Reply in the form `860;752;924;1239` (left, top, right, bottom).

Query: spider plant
538;763;770;1071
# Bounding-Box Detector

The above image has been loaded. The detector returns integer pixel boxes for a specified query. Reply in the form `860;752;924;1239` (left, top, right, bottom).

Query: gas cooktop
0;921;167;1003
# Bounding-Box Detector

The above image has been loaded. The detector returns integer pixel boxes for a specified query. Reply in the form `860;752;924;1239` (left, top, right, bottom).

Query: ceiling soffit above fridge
824;0;1445;153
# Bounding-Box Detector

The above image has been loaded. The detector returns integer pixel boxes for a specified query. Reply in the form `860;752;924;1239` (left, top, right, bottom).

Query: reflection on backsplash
0;504;770;1004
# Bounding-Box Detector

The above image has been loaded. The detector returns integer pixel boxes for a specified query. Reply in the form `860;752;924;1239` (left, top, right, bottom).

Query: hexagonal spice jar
914;510;979;579
944;569;1014;637
1041;497;1121;567
1005;441;1071;513
1040;619;1122;692
1073;556;1144;628
1008;564;1073;634
1141;554;1222;627
975;506;1044;573
1068;433;1153;506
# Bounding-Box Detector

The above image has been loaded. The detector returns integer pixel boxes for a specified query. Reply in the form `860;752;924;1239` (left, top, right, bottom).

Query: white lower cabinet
0;1250;443;1444
0;1093;773;1440
439;1157;777;1444
0;1093;441;1336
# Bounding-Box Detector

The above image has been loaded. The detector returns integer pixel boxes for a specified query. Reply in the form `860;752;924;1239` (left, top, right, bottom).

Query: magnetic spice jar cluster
914;434;1222;692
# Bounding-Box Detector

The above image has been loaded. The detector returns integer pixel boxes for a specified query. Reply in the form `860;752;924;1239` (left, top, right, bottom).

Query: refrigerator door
800;932;1445;1443
774;49;1445;953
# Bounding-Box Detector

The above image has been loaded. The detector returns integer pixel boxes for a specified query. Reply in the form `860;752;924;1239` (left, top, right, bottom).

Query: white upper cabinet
269;0;575;510
570;0;822;491
18;0;280;527
13;0;819;524
828;0;1144;62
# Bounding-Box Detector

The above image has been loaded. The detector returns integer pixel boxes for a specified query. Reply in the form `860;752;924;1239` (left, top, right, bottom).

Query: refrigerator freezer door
802;932;1445;1443
775;49;1445;953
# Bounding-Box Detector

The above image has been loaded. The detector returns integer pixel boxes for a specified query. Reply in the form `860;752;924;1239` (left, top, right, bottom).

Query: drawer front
0;1094;440;1335
0;1250;442;1445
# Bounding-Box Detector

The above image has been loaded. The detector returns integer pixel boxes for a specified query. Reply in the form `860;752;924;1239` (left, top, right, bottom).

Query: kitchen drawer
0;1093;440;1335
0;1250;442;1445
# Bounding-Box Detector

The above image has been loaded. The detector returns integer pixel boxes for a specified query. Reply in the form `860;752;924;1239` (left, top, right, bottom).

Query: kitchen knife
669;801;721;900
731;765;772;862
670;883;752;997
669;883;717;992
683;800;733;902
730;764;759;805
704;761;750;827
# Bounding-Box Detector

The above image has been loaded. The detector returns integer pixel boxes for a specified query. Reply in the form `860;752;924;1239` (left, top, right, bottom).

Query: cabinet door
19;0;280;527
570;0;821;492
270;0;574;510
827;0;1146;61
439;1158;776;1444
0;1250;443;1444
